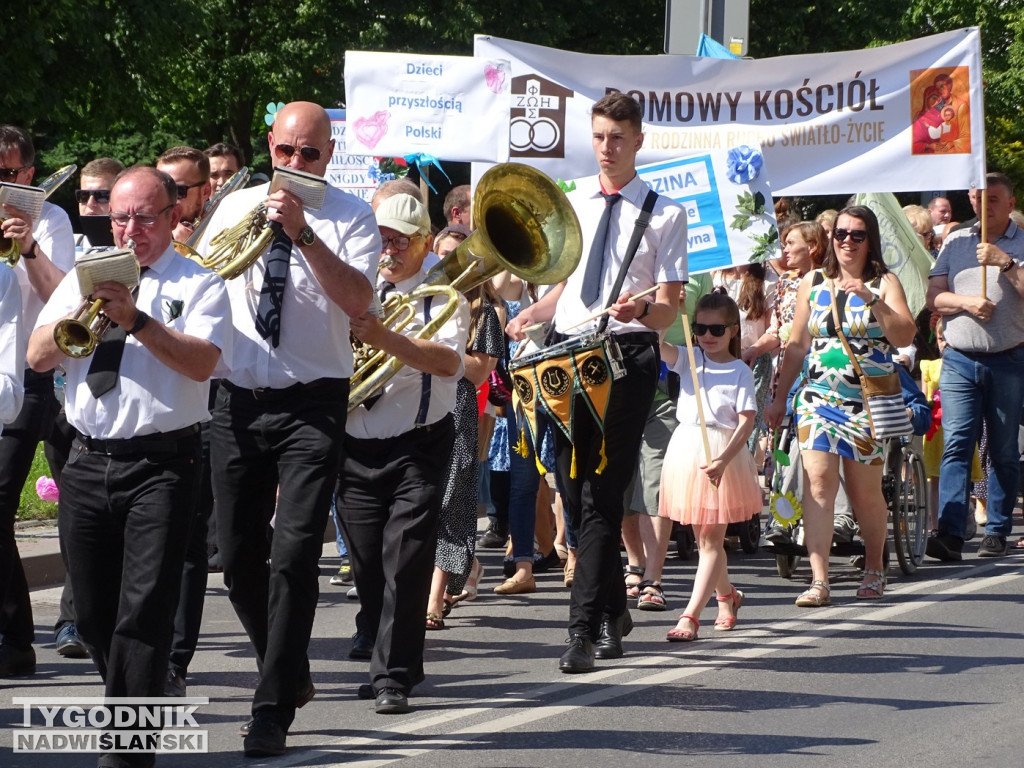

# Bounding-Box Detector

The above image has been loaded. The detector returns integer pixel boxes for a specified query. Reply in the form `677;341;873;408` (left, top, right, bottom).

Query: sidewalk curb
16;520;66;591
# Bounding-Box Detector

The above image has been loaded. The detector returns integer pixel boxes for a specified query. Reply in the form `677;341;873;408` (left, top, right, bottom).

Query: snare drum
509;332;625;472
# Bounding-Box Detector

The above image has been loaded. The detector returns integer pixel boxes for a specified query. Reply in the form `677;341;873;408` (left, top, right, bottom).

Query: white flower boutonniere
165;299;184;321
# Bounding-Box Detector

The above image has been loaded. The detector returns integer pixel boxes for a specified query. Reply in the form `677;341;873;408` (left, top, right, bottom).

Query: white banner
473;29;986;195
344;51;512;162
325;110;378;203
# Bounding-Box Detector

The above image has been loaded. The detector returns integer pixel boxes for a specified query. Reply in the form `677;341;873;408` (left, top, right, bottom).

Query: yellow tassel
596;437;608;475
535;456;546;475
515;426;529;458
570;445;578;479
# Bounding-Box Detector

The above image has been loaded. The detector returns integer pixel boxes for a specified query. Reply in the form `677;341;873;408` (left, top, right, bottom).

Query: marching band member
28;166;231;768
506;92;687;672
0;266;23;429
340;193;468;715
0;125;74;679
204;142;245;195
197;101;378;757
156;146;212;243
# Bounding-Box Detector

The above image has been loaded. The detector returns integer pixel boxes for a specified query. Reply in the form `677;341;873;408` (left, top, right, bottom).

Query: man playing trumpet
28;166;231;768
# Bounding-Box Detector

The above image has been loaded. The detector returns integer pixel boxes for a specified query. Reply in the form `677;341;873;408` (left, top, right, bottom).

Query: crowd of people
1;91;1022;767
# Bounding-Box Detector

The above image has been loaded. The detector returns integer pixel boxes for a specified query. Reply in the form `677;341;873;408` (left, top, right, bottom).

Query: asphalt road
3;528;1023;768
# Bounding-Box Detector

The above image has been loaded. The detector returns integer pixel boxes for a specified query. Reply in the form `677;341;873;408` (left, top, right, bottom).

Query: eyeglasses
693;323;734;337
380;234;422;251
0;165;29;183
175;181;206;199
833;228;868;243
110;204;174;228
75;189;111;205
273;143;325;162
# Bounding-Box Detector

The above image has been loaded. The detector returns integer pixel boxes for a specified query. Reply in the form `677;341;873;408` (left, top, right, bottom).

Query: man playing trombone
196;100;378;758
28;166;231;767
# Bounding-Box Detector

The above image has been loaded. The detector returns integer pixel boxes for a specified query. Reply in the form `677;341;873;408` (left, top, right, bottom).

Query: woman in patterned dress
765;206;917;605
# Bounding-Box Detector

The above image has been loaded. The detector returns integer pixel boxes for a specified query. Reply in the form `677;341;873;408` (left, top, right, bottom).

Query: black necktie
255;228;292;347
581;192;621;307
362;281;397;411
379;281;395;304
86;268;147;398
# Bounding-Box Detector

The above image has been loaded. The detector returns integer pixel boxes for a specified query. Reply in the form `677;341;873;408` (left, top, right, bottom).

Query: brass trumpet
53;238;139;359
1;164;78;268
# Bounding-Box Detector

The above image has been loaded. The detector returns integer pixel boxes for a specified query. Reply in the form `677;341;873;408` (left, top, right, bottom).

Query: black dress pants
211;379;348;729
338;416;454;694
554;336;659;639
59;431;201;693
0;370;58;650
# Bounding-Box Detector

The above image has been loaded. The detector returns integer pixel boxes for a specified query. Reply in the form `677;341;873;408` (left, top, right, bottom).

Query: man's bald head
268;101;334;177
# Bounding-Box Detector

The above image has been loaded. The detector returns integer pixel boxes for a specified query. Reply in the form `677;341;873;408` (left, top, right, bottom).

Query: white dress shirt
36;245;232;439
14;201;75;353
346;262;468;440
0;266;24;429
198;182;379;388
553;173;687;336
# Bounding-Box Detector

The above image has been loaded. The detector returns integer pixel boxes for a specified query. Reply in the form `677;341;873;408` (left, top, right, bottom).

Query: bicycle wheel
893;449;928;575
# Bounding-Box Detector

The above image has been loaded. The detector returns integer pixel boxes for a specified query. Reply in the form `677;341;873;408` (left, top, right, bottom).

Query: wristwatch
637;300;652;319
126;311;149;336
1000;259;1016;273
22;241;37;259
297;226;316;247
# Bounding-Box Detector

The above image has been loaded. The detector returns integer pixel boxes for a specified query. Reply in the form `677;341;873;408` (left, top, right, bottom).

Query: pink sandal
666;614;700;642
714;587;744;631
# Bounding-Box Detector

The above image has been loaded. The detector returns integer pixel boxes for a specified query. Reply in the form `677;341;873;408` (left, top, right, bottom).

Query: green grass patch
18;443;58;521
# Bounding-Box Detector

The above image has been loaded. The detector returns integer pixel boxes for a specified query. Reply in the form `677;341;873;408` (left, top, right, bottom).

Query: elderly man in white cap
339;193;468;715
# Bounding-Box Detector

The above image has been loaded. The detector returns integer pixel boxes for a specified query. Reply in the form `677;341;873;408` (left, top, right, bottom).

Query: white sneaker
346;586;359;600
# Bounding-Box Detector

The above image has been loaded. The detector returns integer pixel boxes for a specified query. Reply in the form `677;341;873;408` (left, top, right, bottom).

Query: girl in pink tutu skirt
659;292;762;641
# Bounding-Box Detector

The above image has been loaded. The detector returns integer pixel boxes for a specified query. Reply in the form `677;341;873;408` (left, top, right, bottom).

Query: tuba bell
347;162;582;411
1;164;77;268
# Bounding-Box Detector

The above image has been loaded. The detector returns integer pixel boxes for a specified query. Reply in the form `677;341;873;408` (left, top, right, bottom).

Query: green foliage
6;1;1022;205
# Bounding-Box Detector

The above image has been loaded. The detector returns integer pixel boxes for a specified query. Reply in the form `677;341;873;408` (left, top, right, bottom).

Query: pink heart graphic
354;111;390;149
484;63;506;94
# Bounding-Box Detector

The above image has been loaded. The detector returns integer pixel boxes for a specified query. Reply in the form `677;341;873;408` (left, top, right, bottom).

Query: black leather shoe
478;526;508;549
559;634;595;673
358;683;375;700
242;714;287;757
349;631;375;660
0;644;36;678
375;687;410;714
926;531;964;562
594;610;634;660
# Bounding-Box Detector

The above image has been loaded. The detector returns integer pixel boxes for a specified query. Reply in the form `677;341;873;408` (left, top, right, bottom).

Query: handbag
828;281;913;440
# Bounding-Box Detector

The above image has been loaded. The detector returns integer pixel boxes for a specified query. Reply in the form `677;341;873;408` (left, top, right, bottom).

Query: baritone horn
348;162;582;411
1;164;77;268
53;239;140;359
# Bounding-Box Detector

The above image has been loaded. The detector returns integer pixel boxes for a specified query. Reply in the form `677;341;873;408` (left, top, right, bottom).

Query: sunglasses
175;180;206;199
273;143;325;162
75;189;111;204
693;323;733;337
833;228;868;243
0;165;29;183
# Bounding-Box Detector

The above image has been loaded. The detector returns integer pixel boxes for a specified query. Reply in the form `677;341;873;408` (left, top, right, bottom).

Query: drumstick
563;285;660;331
680;309;717;486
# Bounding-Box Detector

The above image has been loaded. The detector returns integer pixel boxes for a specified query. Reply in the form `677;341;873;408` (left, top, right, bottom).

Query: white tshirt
198;182;379;388
669;347;756;429
553;173;687;336
346;264;468;439
0;266;24;428
36;245;232;439
14;201;75;353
